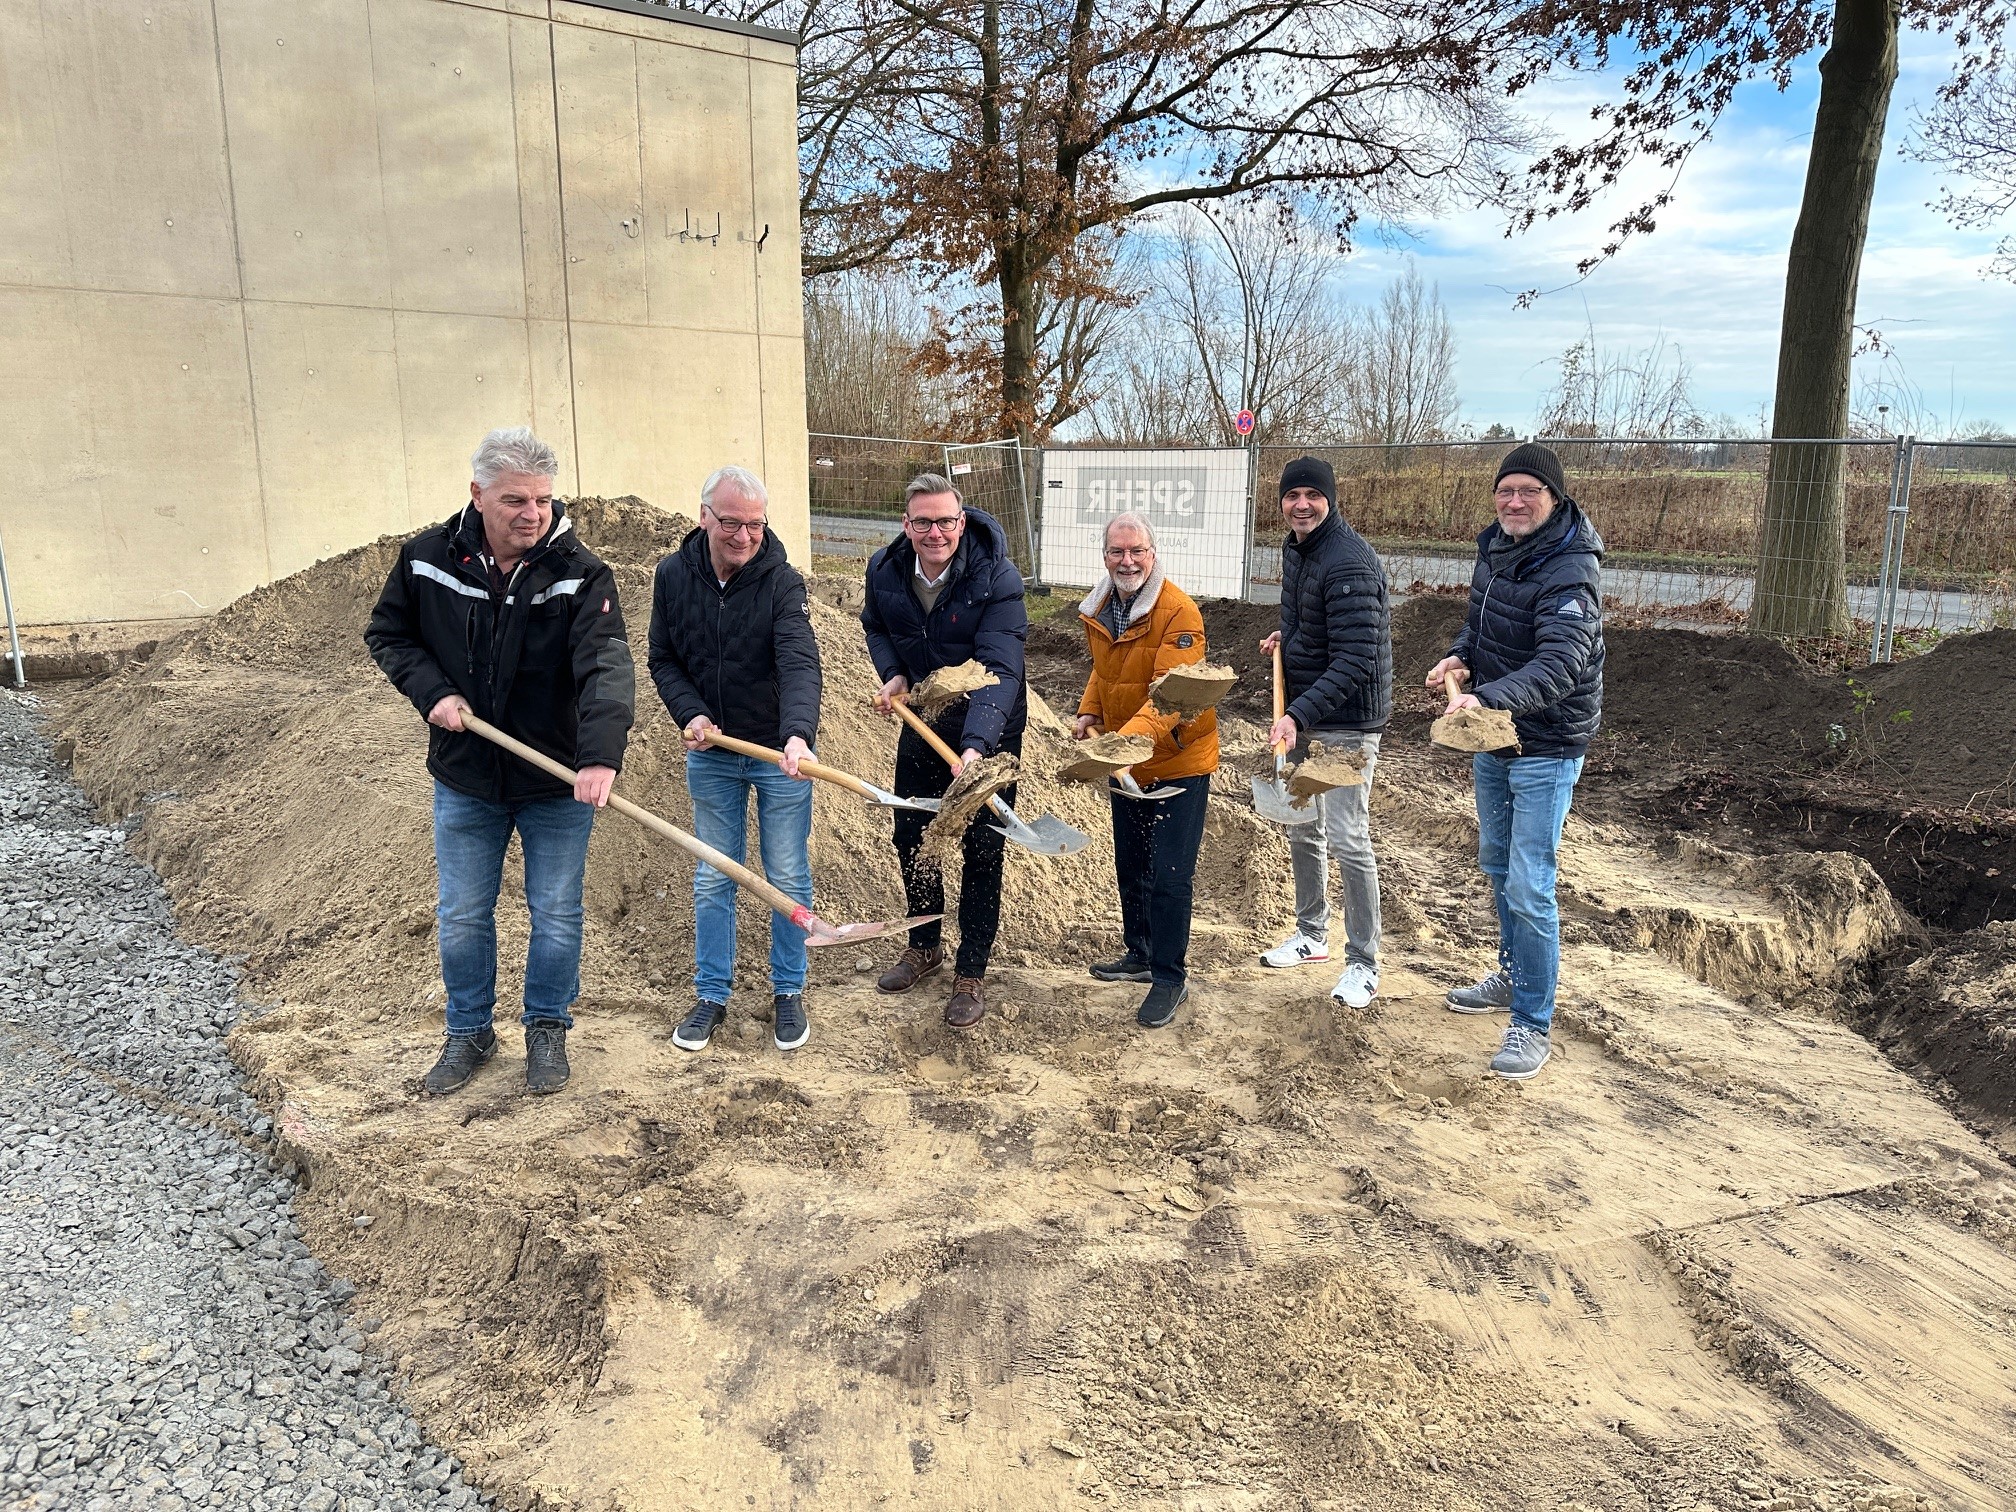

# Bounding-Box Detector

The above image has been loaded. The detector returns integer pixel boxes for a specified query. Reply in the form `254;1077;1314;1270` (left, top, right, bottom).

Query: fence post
1017;442;1041;588
1869;435;1915;663
1240;443;1258;601
0;517;24;689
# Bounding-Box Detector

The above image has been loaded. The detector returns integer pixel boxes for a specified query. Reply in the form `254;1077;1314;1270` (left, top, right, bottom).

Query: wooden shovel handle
459;713;813;927
699;729;874;800
889;695;964;773
1270;642;1292;758
1443;672;1462;704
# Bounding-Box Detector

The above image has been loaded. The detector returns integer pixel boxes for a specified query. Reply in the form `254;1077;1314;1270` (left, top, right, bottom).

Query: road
810;514;1991;630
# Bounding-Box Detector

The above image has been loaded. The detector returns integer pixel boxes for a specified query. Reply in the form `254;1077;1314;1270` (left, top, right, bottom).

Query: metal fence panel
1881;438;2016;642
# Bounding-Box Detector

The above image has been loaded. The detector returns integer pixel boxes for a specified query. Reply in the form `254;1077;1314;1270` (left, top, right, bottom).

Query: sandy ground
45;499;2016;1512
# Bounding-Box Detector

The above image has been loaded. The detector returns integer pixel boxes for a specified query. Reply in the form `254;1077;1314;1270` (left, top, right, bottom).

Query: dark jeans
1108;773;1211;987
890;714;1021;979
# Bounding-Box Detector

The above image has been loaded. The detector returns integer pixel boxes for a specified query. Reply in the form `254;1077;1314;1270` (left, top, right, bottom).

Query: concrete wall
0;0;805;640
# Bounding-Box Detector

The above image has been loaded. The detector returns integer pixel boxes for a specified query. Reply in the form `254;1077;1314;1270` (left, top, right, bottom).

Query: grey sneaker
1490;1022;1552;1080
1447;970;1513;1015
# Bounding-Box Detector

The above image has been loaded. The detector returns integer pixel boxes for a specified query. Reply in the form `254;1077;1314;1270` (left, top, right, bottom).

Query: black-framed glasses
704;506;767;538
905;514;963;536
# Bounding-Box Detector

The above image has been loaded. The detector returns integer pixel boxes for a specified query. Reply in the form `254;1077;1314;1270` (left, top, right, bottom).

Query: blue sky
1337;40;2016;435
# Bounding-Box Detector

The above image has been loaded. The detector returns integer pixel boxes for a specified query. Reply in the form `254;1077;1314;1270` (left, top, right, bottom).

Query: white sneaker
1331;962;1378;1009
1260;933;1330;969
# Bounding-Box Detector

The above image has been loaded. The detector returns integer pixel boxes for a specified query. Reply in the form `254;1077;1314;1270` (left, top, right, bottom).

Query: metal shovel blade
803;913;944;947
1251;757;1318;826
860;782;941;813
1113;772;1181;802
986;798;1090;855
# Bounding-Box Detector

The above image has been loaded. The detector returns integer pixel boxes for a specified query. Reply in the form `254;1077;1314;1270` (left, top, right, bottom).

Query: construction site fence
808;433;2016;660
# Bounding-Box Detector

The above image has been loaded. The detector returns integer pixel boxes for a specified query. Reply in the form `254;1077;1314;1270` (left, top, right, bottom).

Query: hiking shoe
1331;962;1379;1009
1447;970;1513;1014
422;1028;497;1097
1260;932;1329;969
945;976;986;1029
878;945;944;994
773;993;809;1051
524;1020;571;1095
1136;981;1188;1029
1090;953;1152;983
672;999;727;1052
1490;1023;1552;1081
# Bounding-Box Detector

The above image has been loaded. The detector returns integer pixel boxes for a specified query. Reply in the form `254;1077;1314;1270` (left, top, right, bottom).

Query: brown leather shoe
944;975;985;1029
877;945;943;995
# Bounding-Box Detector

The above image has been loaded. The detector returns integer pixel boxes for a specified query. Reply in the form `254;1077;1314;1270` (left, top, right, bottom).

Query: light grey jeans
1287;731;1381;970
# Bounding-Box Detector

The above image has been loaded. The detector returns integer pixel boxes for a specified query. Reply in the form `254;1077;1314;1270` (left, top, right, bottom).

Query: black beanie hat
1494;443;1569;502
1279;456;1336;508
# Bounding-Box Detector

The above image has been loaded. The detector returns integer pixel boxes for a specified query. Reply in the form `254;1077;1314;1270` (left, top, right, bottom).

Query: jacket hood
1479;497;1603;575
676;521;787;586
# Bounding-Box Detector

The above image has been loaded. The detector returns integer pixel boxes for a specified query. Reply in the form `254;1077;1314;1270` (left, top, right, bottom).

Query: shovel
1114;771;1182;802
698;730;941;814
1252;643;1318;827
1429;673;1521;755
887;697;1090;856
459;713;940;946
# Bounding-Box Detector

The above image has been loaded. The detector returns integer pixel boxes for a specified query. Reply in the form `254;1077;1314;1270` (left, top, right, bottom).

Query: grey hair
470;426;558;486
904;473;963;510
701;464;768;512
1103;510;1157;551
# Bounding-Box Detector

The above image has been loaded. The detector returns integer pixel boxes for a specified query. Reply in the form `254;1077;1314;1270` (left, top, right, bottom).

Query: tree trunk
998;250;1037;446
1753;0;1899;638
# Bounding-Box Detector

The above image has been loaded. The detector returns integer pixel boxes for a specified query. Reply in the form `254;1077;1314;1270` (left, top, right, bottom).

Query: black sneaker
772;993;809;1051
1136;981;1189;1029
672;999;727;1052
422;1028;497;1096
1090;954;1153;983
524;1020;570;1095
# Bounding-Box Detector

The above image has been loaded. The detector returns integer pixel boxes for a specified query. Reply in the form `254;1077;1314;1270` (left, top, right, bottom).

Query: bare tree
1912;64;2016;280
803;274;949;438
1338;262;1460;444
1534;328;1703;438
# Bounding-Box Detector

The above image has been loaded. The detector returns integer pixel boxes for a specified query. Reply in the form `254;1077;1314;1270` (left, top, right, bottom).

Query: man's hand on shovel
873;675;910;716
1426;657;1470;708
780;737;812;779
1268;713;1299;751
428;694;471;732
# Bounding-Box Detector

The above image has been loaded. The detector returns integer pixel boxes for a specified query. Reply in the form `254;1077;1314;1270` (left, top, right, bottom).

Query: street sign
1234;408;1255;437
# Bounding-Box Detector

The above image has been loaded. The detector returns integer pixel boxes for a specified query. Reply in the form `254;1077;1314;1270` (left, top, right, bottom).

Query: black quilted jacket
1278;509;1393;733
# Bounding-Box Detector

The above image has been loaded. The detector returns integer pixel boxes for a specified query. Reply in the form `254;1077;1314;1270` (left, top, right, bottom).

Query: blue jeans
1473;753;1584;1034
434;781;598;1038
685;748;815;1002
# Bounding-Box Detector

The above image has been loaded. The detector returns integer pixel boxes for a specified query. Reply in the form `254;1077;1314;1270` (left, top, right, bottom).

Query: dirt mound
1873;921;2016;1119
1859;627;2016;809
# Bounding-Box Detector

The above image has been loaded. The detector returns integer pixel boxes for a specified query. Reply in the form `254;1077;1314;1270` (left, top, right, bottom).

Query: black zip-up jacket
646;527;822;747
860;508;1027;755
1447;498;1606;758
364;503;635;803
1279;509;1393;733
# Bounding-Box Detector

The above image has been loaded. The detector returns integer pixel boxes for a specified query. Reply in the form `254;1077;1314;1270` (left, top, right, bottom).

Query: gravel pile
0;691;485;1512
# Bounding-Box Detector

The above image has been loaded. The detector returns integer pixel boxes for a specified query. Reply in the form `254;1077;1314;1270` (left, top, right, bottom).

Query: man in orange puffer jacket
1072;511;1219;1029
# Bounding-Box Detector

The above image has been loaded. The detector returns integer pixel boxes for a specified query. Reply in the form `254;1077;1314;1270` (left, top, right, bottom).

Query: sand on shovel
1147;662;1238;718
1288;740;1368;797
1057;732;1155;785
912;660;999;717
1430;704;1521;755
918;751;1020;870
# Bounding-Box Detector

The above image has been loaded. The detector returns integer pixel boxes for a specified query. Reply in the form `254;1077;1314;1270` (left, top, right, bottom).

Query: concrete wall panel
371;0;527;317
216;0;394;307
1;0;805;635
244;301;411;572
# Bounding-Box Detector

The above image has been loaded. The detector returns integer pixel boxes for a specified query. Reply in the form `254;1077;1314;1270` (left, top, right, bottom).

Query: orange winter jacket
1076;569;1219;781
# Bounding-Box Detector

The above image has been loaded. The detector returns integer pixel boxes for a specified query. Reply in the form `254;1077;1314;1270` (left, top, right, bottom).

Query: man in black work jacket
862;474;1029;1029
1426;442;1605;1082
648;465;823;1055
365;426;635;1099
1256;457;1393;1013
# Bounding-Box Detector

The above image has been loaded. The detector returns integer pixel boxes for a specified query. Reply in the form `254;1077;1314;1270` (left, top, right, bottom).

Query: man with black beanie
1257;456;1393;1010
1426;442;1605;1081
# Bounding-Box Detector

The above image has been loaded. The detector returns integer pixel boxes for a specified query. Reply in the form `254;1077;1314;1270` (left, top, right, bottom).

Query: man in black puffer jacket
365;427;635;1100
1427;442;1605;1083
648;465;823;1056
861;475;1028;1030
1256;457;1393;1015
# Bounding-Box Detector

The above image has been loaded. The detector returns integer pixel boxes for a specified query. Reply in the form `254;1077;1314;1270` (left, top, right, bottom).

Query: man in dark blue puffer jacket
861;475;1029;1029
1426;443;1604;1081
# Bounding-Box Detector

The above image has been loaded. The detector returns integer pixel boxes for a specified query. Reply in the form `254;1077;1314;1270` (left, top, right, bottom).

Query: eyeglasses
1104;546;1153;560
705;509;767;538
1494;485;1548;503
905;515;963;536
